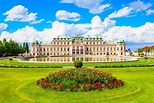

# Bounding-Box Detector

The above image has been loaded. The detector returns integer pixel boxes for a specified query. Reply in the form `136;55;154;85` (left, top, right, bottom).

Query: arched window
121;47;123;51
86;47;88;51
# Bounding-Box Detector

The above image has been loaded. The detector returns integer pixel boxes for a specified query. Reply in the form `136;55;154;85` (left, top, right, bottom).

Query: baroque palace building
30;35;126;57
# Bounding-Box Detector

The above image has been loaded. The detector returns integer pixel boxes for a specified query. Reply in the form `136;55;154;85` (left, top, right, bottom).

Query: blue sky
0;0;154;50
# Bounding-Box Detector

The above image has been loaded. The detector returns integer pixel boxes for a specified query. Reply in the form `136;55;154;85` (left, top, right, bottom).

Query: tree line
0;38;29;57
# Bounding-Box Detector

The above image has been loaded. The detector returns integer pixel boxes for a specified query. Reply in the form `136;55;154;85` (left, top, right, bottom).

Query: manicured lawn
0;58;154;68
0;67;154;103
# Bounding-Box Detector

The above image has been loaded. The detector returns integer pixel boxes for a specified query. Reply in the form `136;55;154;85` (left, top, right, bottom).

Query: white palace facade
30;35;126;57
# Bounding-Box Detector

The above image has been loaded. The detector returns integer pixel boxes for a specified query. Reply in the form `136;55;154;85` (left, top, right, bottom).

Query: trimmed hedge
94;64;154;68
0;64;62;68
74;60;83;68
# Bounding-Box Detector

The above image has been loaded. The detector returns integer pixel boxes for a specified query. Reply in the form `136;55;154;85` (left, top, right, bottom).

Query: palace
30;35;126;57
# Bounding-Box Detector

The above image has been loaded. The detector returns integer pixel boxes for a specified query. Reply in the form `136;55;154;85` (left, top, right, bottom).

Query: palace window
93;47;95;51
86;47;88;51
117;47;119;51
100;47;102;51
76;49;79;54
121;47;123;51
72;49;75;54
80;49;83;54
121;52;123;55
107;47;109;51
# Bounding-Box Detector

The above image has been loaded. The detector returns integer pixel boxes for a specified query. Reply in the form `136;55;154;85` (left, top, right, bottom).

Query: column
75;46;76;55
79;46;81;55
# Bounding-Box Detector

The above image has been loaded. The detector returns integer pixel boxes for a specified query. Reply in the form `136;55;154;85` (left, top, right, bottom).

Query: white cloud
60;0;110;14
0;16;154;44
56;10;81;21
0;23;8;31
60;0;74;3
108;7;134;18
146;9;154;15
108;0;153;18
3;5;43;24
102;22;154;43
0;21;90;43
30;19;45;24
84;16;115;36
47;21;52;24
129;0;152;12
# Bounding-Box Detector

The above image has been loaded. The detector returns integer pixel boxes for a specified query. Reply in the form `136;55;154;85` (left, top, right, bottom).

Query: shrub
36;68;124;92
144;57;148;59
9;58;13;60
140;53;144;57
74;60;83;68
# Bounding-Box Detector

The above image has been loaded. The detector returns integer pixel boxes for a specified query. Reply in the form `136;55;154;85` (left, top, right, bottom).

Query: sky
0;0;154;50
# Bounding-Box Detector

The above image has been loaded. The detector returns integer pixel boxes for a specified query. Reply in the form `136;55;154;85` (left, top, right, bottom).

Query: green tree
137;48;142;56
25;42;29;53
0;38;27;57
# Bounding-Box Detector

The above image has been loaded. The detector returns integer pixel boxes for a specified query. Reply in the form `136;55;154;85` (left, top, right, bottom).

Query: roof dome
32;40;39;44
32;40;42;44
114;39;125;44
54;35;70;40
72;34;83;40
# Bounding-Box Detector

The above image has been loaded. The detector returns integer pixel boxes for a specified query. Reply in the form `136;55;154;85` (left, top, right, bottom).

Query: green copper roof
72;34;83;38
54;35;70;40
114;39;125;44
32;40;38;44
32;40;42;44
104;41;115;44
85;35;102;39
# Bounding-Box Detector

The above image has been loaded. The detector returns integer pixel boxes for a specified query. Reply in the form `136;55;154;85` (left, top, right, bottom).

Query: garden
0;57;154;68
0;58;154;103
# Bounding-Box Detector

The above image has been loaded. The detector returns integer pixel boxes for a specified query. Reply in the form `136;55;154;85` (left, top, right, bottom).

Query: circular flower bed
36;68;124;92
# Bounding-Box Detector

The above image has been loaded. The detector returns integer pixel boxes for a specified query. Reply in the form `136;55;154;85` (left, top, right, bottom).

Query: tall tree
0;38;27;57
25;42;29;53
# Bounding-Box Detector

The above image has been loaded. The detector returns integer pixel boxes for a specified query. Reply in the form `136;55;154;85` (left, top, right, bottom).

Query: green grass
0;58;154;68
0;67;154;103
